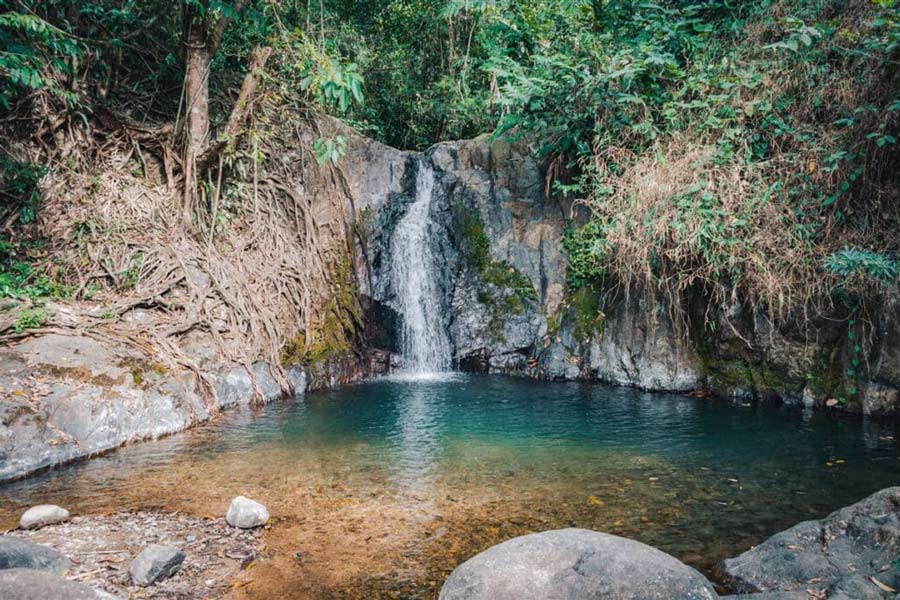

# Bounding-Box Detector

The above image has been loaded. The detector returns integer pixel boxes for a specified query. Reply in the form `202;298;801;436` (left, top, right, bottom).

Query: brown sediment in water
0;433;854;598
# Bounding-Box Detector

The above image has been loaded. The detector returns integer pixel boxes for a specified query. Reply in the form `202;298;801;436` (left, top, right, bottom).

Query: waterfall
390;160;452;374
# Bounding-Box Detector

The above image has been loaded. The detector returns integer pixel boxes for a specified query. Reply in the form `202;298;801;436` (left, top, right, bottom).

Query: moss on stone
569;285;605;339
280;245;362;368
452;204;540;345
458;210;491;273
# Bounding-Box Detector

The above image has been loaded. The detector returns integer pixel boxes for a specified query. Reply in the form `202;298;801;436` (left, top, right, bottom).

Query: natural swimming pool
3;374;899;597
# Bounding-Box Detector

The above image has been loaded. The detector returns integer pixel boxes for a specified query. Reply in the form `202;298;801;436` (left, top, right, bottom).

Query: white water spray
389;160;452;374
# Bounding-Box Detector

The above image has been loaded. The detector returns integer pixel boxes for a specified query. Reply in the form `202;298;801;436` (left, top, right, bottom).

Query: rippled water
2;375;900;594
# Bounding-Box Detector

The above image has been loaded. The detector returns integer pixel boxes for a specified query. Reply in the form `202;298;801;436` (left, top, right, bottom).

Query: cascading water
389;160;452;374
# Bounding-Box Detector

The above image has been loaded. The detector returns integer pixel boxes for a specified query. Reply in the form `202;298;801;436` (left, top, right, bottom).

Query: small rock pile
1;496;270;598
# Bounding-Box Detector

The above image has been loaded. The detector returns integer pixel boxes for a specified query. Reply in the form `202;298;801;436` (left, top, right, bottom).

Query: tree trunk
197;46;273;172
182;16;211;230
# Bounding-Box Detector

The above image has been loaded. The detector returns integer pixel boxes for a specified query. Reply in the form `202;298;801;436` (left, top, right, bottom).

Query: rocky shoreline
4;487;896;598
0;332;388;484
437;487;900;599
0;496;270;599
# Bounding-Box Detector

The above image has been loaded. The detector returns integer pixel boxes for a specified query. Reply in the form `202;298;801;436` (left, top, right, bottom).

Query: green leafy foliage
313;135;348;165
0;10;82;108
0;261;71;299
12;306;48;333
825;248;900;282
1;157;46;224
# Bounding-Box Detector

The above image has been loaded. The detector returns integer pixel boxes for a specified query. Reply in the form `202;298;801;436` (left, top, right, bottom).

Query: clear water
388;160;452;373
2;375;899;595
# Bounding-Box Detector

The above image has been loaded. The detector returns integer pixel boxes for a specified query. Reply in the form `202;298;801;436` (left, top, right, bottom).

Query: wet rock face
0;536;70;574
439;528;719;600
586;293;701;391
0;334;213;483
721;486;900;597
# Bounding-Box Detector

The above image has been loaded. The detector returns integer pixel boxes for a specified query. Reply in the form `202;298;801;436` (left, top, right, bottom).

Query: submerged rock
226;496;269;529
129;544;185;586
0;568;114;599
19;504;69;529
439;528;718;600
0;536;70;574
721;486;900;597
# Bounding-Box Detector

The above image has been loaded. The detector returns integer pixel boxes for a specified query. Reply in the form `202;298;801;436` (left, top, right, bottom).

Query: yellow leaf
588;496;604;507
871;576;896;593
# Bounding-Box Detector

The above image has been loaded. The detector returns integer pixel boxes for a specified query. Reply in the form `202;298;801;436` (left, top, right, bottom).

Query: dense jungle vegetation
1;0;898;330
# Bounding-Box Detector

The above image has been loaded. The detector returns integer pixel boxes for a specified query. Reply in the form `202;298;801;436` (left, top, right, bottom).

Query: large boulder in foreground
721;486;900;598
0;568;115;599
439;528;718;600
0;536;70;574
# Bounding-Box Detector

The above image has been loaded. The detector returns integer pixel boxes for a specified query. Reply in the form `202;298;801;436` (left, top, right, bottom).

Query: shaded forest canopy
0;0;898;359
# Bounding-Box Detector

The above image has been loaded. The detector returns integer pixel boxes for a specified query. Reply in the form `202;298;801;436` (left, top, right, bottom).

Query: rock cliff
361;132;900;414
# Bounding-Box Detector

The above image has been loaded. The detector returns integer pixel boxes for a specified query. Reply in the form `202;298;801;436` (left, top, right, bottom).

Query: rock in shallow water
129;544;185;586
19;504;69;529
439;528;718;600
0;536;70;574
226;496;269;529
0;568;115;599
721;486;900;598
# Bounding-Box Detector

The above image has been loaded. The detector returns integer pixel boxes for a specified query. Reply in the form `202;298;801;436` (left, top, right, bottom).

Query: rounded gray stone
226;496;269;529
0;568;113;599
439;528;719;600
0;536;70;574
19;505;69;530
129;544;185;586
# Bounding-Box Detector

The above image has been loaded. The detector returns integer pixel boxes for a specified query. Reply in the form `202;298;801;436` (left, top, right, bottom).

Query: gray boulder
439;528;718;600
721;594;810;600
721;486;900;597
0;536;70;574
226;496;269;529
19;504;69;529
0;568;113;599
129;544;185;586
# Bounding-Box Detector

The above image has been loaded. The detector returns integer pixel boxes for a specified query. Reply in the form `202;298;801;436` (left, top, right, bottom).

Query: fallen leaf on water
825;462;833;467
871;576;896;593
835;459;845;464
825;398;839;407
